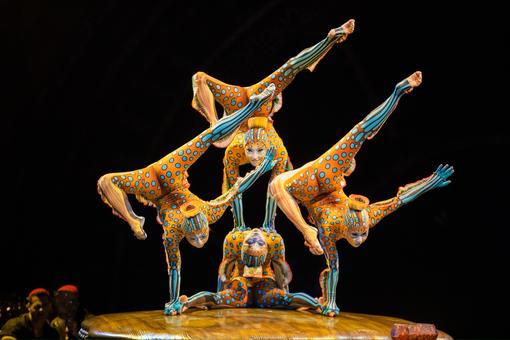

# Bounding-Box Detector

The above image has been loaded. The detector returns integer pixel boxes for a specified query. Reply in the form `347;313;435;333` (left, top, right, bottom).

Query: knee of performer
237;291;249;306
230;280;249;306
99;174;116;188
192;71;206;82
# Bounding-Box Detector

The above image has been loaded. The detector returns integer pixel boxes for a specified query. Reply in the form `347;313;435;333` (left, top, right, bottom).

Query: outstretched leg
253;279;322;311
192;20;355;119
180;291;217;311
316;71;422;176
287;292;322;311
182;278;250;312
97;85;276;238
251;19;355;97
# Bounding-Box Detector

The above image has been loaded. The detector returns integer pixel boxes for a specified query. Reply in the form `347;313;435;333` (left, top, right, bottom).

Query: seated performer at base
191;20;355;250
97;85;277;315
178;228;322;314
268;71;455;316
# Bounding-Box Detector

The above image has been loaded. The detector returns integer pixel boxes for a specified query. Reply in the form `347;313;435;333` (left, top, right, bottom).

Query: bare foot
179;295;189;313
303;227;324;255
97;174;147;240
329;19;355;43
405;71;422;93
341;19;355;35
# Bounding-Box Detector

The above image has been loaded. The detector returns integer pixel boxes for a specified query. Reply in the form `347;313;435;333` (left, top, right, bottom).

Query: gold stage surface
79;308;453;339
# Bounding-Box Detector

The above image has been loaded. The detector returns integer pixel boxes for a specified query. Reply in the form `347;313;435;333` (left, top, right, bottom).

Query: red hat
28;288;50;298
57;285;79;296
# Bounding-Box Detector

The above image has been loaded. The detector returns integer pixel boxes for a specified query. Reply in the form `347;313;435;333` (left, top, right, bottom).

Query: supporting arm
204;147;276;223
162;236;184;315
318;238;340;316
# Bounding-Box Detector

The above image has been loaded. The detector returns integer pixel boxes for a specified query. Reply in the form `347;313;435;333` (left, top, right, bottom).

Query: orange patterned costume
97;86;277;315
269;72;455;315
191;20;355;231
180;228;322;313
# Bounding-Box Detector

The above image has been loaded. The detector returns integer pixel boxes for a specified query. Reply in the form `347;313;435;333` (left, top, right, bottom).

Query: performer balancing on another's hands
97;85;278;315
191;20;355;256
268;71;454;316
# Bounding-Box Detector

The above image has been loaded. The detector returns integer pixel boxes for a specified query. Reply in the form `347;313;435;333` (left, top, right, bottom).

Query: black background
1;1;508;339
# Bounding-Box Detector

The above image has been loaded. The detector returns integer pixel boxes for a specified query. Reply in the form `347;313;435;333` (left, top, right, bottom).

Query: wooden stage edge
79;308;453;339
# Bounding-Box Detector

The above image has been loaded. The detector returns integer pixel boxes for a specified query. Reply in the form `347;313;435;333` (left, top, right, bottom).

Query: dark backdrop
1;1;508;338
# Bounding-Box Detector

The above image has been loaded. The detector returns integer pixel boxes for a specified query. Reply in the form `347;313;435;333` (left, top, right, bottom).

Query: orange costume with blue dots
97;86;277;315
180;228;322;312
191;20;355;231
269;72;454;316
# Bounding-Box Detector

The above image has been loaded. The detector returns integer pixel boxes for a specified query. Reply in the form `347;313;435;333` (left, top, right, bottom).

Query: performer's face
245;141;267;166
184;212;209;248
345;210;369;248
243;228;267;251
241;228;268;267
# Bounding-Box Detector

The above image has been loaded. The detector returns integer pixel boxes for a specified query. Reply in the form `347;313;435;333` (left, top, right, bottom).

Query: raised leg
254;19;355;96
362;71;422;140
292;19;355;74
316;71;422;175
191;20;355;119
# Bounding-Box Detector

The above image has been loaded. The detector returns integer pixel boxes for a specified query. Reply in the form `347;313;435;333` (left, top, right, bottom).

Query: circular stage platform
79;308;453;339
